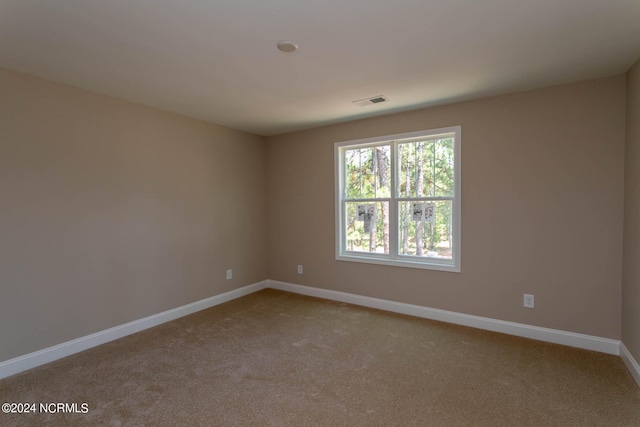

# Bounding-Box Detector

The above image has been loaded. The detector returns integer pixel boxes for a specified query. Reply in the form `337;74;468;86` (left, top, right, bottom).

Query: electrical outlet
524;294;534;308
297;265;303;274
226;269;232;280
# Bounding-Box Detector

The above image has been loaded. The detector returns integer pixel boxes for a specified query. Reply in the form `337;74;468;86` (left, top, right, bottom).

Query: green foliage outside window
344;138;454;259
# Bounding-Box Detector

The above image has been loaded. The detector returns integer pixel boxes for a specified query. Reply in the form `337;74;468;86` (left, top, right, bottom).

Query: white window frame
335;126;461;272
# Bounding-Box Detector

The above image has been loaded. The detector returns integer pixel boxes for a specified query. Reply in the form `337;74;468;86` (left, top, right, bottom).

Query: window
335;126;461;272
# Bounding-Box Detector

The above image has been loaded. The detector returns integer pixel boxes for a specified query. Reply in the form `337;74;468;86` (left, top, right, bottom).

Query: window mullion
358;149;363;199
395;196;455;202
389;141;399;259
344;198;392;203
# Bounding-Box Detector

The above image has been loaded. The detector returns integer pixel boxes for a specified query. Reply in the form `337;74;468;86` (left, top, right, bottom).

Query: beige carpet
1;289;639;426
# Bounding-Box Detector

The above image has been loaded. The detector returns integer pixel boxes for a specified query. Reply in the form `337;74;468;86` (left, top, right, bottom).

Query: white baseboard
267;280;621;356
1;278;624;381
620;343;640;388
0;281;269;380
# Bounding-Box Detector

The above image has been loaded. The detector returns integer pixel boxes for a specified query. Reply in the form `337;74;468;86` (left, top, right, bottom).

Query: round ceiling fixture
277;40;298;53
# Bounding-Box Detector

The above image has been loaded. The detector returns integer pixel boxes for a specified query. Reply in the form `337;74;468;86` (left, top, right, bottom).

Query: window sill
336;253;460;273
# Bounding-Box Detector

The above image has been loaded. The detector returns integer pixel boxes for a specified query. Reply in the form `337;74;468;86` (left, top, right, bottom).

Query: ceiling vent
352;95;388;107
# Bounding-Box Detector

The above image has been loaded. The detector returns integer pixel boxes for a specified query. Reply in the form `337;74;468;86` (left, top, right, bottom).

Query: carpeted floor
1;288;639;426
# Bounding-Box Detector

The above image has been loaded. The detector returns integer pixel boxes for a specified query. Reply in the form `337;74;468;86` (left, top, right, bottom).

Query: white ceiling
1;1;639;136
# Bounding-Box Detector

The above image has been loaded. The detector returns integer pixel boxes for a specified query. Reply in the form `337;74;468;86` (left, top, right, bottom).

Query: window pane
345;201;390;254
398;200;453;259
345;146;391;199
434;138;455;197
398;138;454;198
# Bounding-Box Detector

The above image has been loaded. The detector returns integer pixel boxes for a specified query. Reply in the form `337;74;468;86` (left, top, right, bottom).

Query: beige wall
0;68;268;362
1;65;631;365
623;59;640;361
267;76;626;339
